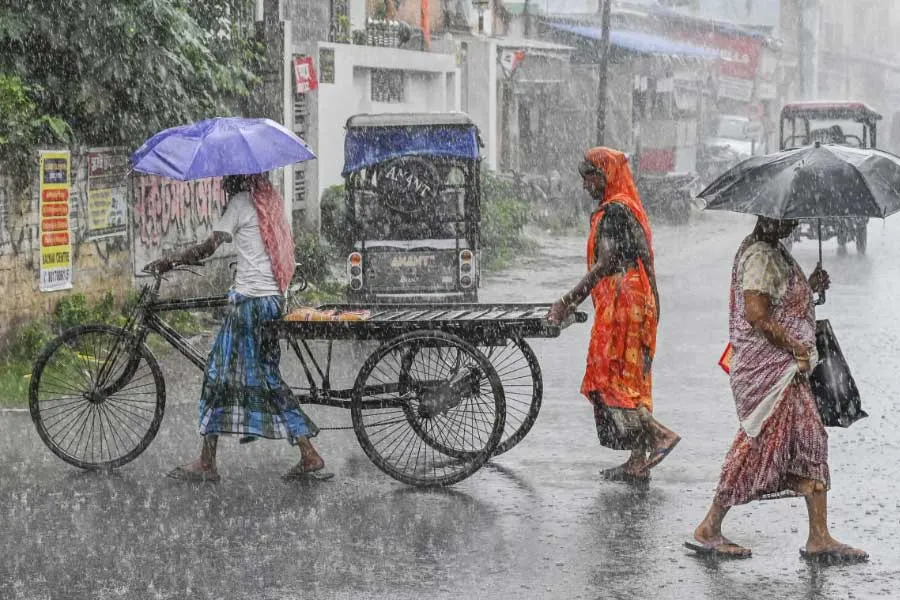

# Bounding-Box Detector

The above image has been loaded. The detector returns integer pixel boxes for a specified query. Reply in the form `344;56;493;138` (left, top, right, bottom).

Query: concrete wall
313;42;461;194
0;151;233;346
284;0;331;232
441;37;497;169
0;156;131;342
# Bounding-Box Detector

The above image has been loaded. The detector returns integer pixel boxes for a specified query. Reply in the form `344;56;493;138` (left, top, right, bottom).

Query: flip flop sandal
800;545;868;564
645;436;681;470
684;540;752;559
281;466;335;482
167;466;221;483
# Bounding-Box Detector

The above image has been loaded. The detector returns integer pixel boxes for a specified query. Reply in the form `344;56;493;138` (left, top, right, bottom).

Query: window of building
371;69;405;103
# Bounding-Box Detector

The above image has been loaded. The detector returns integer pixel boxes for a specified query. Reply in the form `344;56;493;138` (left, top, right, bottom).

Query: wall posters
86;149;128;239
39;150;73;291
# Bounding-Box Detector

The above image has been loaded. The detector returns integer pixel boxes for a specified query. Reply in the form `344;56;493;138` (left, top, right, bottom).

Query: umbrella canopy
131;117;316;181
699;143;900;219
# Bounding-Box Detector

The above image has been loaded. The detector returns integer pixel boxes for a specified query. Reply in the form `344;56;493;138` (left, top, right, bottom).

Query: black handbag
808;319;867;428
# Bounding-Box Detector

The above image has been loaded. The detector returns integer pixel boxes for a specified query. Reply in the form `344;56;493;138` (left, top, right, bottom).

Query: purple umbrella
131;117;316;180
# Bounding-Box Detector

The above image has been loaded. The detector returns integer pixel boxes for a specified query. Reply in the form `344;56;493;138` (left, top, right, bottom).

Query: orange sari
579;148;657;413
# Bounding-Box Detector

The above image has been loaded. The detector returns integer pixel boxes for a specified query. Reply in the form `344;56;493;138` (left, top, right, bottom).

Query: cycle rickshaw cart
29;266;585;487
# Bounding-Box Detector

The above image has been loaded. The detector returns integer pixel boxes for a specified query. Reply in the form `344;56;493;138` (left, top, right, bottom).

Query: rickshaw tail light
459;250;475;288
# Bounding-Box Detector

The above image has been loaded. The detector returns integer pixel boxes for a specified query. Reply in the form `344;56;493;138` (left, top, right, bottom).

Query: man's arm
146;231;231;273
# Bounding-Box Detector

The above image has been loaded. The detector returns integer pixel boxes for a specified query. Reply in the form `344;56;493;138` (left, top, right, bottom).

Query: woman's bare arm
744;291;813;371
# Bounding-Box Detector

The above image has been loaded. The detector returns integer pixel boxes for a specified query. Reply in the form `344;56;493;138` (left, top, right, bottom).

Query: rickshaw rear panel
343;112;483;303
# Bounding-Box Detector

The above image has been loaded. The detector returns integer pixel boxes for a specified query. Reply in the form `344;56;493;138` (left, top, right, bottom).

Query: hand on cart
546;298;576;326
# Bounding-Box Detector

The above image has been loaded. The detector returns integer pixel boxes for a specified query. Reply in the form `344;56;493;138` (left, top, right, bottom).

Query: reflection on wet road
2;211;899;599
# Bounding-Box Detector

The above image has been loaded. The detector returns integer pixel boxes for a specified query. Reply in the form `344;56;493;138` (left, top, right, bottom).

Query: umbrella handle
813;257;826;306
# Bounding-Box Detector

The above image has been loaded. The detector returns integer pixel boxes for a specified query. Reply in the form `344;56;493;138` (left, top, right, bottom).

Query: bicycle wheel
477;338;542;456
351;330;505;487
29;325;166;470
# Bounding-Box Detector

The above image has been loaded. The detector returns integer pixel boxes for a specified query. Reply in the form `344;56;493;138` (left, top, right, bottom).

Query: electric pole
595;0;611;144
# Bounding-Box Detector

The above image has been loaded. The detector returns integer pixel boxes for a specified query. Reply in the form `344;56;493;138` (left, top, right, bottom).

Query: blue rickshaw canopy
342;114;480;176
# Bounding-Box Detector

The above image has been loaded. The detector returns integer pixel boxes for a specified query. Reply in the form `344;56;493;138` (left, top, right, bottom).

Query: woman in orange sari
548;147;680;482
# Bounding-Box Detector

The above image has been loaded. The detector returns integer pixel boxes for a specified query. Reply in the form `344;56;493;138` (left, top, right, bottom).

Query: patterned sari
714;238;828;507
579;148;658;450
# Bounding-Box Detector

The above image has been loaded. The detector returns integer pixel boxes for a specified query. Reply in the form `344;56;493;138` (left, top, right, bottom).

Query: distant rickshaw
780;101;882;254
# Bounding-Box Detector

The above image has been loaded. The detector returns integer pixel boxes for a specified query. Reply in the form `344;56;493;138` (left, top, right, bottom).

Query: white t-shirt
214;191;282;297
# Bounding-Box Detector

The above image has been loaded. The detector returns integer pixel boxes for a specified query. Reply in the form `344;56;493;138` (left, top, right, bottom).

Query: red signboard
41;232;70;247
42;189;69;203
41;202;69;217
675;30;761;81
294;57;318;94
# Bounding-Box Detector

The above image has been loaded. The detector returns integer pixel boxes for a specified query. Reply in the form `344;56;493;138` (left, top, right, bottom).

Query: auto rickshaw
780;101;882;254
341;113;482;303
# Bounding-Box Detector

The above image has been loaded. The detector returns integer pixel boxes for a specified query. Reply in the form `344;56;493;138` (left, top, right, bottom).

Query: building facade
280;0;461;231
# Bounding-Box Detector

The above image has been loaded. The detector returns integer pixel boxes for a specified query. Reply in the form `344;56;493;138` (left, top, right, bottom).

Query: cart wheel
477;338;542;456
351;330;505;487
856;225;867;255
29;325;166;470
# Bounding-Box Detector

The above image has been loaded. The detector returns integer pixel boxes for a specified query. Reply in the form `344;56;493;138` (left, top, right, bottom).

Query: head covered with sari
579;147;653;256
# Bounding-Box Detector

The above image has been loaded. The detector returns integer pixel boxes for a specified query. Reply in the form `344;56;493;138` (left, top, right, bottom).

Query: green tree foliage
0;0;263;151
0;74;70;171
319;184;354;257
480;169;532;269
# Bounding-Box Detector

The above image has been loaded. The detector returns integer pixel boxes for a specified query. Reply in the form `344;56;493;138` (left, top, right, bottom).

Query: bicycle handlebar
141;260;206;279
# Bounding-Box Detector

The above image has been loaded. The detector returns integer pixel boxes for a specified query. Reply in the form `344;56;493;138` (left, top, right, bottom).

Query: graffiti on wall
132;175;228;269
0;173;40;262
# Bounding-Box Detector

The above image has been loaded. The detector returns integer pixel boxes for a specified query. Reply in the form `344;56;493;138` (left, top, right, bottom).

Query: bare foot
644;433;681;470
300;455;325;472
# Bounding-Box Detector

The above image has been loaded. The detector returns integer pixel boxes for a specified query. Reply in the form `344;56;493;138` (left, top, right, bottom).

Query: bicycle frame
118;271;400;411
144;294;228;370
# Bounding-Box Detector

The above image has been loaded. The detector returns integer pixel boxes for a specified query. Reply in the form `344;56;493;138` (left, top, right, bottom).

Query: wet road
2;211;899;599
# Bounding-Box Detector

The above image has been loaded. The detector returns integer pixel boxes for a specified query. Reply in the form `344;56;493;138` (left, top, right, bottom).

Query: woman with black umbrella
685;217;867;563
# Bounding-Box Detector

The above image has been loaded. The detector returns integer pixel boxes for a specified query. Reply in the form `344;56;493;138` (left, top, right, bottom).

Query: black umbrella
699;143;900;301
